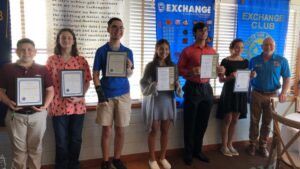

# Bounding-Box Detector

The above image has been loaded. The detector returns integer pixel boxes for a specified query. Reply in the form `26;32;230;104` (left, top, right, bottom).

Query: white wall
0;104;251;165
40;104;251;165
0;101;294;165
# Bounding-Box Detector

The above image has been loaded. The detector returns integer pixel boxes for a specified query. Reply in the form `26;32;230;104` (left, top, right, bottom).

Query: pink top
46;55;92;116
178;43;216;84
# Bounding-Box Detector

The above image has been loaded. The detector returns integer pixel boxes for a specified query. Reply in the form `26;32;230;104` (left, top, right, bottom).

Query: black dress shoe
193;152;210;163
183;158;192;166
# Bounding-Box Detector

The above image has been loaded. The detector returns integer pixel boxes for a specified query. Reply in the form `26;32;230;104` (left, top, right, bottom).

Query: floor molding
41;140;250;169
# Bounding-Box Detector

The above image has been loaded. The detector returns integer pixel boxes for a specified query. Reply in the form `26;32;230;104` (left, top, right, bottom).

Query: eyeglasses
111;25;124;31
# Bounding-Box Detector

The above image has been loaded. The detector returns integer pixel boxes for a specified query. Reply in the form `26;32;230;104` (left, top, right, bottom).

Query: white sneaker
228;146;239;156
220;146;232;157
160;159;171;169
149;160;160;169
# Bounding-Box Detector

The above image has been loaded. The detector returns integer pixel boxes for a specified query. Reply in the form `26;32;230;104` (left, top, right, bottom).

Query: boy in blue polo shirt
93;17;134;169
248;37;290;158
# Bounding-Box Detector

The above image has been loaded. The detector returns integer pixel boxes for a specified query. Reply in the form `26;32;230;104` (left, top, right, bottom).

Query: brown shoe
259;147;269;158
247;145;256;156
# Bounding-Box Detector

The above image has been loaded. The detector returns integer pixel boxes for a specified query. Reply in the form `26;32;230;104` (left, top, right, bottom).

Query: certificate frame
60;70;84;97
16;77;43;106
156;66;176;91
200;54;219;79
105;51;127;77
234;70;251;92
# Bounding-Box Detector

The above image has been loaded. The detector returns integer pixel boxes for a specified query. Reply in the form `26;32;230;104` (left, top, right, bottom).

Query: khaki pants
96;93;131;127
5;110;47;169
249;90;277;148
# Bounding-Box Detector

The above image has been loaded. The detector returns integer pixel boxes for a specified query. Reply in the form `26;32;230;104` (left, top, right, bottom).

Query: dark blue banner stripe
0;0;11;126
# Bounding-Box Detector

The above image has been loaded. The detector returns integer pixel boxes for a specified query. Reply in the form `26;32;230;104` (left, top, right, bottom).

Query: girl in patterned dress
46;28;92;169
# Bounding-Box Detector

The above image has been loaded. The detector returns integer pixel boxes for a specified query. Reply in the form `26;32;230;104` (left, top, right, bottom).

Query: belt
254;89;277;94
15;109;36;115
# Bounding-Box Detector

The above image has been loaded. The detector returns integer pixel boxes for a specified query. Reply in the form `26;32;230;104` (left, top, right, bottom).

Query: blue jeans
52;114;85;169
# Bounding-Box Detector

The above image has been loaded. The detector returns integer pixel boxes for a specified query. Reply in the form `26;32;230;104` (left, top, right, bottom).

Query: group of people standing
140;21;290;169
177;22;290;168
218;36;289;159
0;17;290;169
0;17;132;169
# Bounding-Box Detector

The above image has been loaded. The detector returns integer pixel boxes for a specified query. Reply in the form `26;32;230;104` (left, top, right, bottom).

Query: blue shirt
93;43;134;98
249;53;290;92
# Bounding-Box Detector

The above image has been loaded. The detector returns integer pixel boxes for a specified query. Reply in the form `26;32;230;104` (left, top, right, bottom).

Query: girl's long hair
152;39;173;66
54;28;79;56
149;39;175;81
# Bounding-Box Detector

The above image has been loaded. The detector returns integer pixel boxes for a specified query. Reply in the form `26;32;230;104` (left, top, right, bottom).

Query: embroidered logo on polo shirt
273;61;280;67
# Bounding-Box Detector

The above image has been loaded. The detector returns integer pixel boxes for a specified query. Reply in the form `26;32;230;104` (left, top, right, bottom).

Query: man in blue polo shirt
93;17;134;169
247;37;290;158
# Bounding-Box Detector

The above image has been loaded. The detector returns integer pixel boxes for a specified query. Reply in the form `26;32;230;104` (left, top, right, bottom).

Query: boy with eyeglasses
93;17;134;169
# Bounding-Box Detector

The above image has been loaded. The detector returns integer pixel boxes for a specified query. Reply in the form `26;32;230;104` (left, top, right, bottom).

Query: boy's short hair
17;38;35;48
193;22;207;33
107;17;122;27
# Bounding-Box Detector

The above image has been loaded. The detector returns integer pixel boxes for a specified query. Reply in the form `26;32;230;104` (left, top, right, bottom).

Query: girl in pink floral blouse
46;28;92;169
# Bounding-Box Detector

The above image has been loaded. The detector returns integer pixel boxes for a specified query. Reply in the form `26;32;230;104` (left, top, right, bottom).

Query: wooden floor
64;144;270;169
119;148;268;169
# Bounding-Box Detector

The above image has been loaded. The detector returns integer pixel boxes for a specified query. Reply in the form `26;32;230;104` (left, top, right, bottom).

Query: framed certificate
200;54;219;79
156;66;175;91
106;52;127;77
16;77;43;106
234;70;251;92
61;70;84;97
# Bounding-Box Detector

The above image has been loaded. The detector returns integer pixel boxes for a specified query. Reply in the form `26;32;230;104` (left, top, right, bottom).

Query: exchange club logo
243;32;270;60
158;2;165;12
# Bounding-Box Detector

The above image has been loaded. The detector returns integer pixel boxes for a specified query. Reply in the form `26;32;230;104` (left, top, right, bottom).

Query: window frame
9;0;300;105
